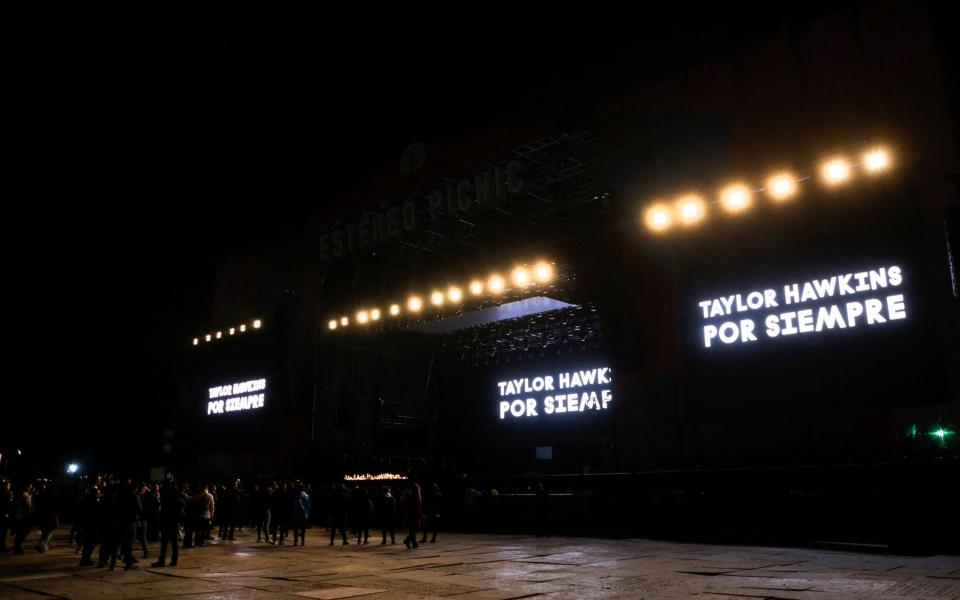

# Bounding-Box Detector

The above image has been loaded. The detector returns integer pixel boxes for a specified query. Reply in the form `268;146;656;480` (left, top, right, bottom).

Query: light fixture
469;280;484;295
533;261;554;283
644;203;673;233
370;308;381;321
407;296;423;312
66;463;79;475
239;324;247;332
766;173;798;201
215;331;222;339
193;338;199;346
253;319;262;329
229;327;235;335
675;194;706;226
205;334;212;342
328;319;338;330
488;274;506;294
389;303;401;316
430;291;445;306
863;147;891;173
356;310;369;324
720;183;752;213
340;316;349;326
511;266;531;287
821;157;852;185
447;286;463;303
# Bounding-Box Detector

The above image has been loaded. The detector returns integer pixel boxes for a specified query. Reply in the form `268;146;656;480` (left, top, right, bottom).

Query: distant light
253;319;262;329
766;173;798;201
469;280;484;295
863;147;891;173
720;184;753;213
205;334;212;342
389;303;401;316
447;286;463;303
675;194;706;226
67;463;78;475
370;308;381;321
239;324;247;333
488;274;506;294
430;291;445;306
821;157;852;185
644;203;673;233
192;338;199;346
17;449;22;456
340;316;349;326
356;310;369;324
511;266;531;287
533;261;554;283
229;328;235;335
407;296;423;312
215;331;222;339
328;319;338;330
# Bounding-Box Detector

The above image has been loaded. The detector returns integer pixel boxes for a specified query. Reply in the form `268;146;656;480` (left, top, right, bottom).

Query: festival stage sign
697;265;907;349
497;366;612;420
206;378;267;415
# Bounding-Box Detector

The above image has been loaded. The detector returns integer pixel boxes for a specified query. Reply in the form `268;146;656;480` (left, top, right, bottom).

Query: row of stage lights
192;319;262;346
643;146;893;234
327;260;556;331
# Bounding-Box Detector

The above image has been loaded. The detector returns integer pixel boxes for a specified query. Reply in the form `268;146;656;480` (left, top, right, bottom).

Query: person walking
291;483;311;546
219;482;240;540
0;480;12;553
253;484;271;542
420;483;442;544
78;485;101;566
402;483;424;550
152;481;185;568
11;483;35;555
34;483;59;553
328;484;350;545
113;481;141;570
269;482;290;545
142;483;161;544
376;486;396;545
350;486;373;544
195;484;215;548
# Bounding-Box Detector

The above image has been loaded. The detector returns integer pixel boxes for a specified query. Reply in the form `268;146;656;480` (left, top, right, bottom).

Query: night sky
3;5;847;474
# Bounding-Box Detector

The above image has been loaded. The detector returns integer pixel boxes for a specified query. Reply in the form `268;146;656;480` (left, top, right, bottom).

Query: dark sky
3;4;847;474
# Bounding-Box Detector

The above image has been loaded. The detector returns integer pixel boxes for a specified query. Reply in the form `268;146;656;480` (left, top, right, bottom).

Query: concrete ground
1;528;959;599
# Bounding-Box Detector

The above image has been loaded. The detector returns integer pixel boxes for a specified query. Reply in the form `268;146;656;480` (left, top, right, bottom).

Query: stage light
430;291;445;306
328;319;338;330
340;316;349;326
675;194;706;226
253;319;262;329
766;173;798;201
863;147;891;173
66;463;78;475
193;338;199;346
644;203;673;233
407;295;423;312
469;280;484;295
239;324;247;332
511;266;531;287
821;157;852;185
205;334;212;342
216;331;222;339
389;303;401;316
447;286;463;303
720;184;753;213
488;274;506;294
370;308;381;321
229;327;235;335
357;310;369;324
533;261;554;283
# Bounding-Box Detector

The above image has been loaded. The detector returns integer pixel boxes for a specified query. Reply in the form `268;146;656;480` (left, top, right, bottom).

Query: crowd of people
0;477;444;570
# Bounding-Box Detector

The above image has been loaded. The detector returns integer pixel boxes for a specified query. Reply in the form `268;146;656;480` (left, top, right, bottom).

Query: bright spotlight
407;296;423;312
253;319;262;329
488;274;506;294
340;316;349;326
766;173;798;201
356;310;369;324
533;261;554;283
720;184;753;213
192;338;199;346
821;157;852;185
239;324;247;333
215;331;222;339
389;303;401;316
469;280;484;295
447;286;463;303
205;334;212;342
67;463;79;475
328;319;338;330
370;308;381;321
863;147;891;173
511;266;531;287
675;195;706;226
229;327;235;335
430;291;445;306
644;203;673;233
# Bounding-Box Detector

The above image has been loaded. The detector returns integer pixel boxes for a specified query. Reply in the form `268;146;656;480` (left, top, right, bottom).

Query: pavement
1;528;959;599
